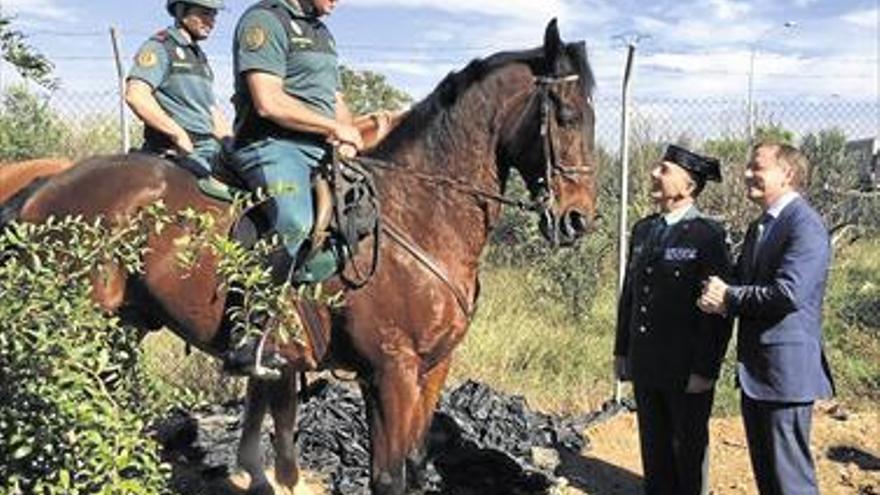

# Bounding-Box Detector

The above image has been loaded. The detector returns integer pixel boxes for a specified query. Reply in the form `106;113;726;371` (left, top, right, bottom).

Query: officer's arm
692;226;734;380
211;105;232;140
124;79;193;153
246;72;363;151
335;92;355;125
613;227;637;361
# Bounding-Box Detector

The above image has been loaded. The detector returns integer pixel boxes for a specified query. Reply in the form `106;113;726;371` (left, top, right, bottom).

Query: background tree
1;15;56;89
340;65;412;115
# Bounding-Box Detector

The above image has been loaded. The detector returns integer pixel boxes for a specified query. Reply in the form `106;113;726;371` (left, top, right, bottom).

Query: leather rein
349;73;588;319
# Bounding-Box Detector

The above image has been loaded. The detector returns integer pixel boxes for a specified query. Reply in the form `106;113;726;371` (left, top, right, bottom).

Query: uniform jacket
615;207;733;390
727;196;834;402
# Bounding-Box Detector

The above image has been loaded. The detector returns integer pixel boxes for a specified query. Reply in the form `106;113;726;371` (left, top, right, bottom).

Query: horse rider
223;0;364;376
126;0;231;175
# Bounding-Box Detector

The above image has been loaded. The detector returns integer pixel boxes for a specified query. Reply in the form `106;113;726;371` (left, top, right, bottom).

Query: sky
0;0;877;105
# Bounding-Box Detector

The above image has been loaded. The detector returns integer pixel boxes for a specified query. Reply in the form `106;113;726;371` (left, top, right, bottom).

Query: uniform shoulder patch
243;24;268;51
136;48;159;68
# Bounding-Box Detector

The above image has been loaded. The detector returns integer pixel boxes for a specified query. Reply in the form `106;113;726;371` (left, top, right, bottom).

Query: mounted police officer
126;0;231;175
614;144;734;495
221;0;364;376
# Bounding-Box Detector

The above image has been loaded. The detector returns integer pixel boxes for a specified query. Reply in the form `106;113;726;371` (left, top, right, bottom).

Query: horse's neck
376;65;534;261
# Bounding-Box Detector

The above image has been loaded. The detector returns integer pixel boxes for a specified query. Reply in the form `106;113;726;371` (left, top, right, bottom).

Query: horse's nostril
562;210;588;237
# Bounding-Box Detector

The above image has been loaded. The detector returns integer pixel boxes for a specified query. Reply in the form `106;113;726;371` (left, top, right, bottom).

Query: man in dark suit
699;142;834;495
615;144;733;495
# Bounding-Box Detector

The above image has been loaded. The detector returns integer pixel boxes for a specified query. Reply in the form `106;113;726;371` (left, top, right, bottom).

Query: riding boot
221;248;294;381
222;337;287;381
292;248;340;285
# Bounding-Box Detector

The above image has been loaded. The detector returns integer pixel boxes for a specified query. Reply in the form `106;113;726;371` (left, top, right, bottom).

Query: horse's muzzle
539;208;592;246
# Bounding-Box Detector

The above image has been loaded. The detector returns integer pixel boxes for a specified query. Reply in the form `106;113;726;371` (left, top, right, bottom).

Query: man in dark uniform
614;144;733;495
126;0;231;174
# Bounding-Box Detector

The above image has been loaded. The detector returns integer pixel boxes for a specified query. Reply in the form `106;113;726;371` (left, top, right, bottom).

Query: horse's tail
0;176;50;229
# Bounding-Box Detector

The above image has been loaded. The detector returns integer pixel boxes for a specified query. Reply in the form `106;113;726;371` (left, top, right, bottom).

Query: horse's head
500;20;598;246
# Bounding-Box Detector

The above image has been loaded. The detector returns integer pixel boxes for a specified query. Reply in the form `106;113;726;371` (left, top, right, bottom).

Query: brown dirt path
561;402;879;494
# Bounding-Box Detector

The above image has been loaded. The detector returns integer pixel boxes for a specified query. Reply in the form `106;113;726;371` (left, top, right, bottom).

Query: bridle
344;70;594;318
358;71;593;215
531;73;594;246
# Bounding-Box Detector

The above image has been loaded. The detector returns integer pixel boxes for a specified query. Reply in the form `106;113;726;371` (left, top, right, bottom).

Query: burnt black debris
156;379;628;494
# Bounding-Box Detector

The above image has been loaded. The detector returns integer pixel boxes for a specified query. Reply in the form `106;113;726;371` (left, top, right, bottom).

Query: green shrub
0;214;169;494
0;84;69;161
0;199;320;493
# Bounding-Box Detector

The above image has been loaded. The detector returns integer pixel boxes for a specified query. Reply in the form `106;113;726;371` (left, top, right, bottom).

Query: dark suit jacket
727;195;834;402
615;207;733;390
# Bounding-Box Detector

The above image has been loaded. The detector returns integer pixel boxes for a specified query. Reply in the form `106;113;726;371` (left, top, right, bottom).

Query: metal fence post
615;43;637;404
109;27;130;154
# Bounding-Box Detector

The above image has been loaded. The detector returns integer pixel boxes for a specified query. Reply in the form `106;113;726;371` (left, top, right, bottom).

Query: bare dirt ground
563;402;880;495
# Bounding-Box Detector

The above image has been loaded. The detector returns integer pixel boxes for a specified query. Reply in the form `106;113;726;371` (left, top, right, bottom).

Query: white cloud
791;0;819;7
704;0;752;21
3;0;77;21
841;8;879;29
345;0;572;22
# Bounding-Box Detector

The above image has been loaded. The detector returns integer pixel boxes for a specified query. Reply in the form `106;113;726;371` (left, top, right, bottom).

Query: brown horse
4;20;598;495
0;158;74;204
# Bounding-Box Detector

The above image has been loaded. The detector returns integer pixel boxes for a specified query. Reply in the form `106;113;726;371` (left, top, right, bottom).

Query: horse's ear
543;18;564;69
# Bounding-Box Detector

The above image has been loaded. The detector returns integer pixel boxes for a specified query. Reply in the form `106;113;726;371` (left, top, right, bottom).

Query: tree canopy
1;15;56;89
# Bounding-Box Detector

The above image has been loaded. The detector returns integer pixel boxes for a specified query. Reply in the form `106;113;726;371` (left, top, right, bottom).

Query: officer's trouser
141;132;220;175
634;383;714;495
229;138;338;283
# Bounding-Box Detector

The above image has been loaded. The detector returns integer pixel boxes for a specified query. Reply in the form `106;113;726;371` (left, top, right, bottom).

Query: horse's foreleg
363;358;421;495
268;369;304;492
229;377;270;492
406;356;452;492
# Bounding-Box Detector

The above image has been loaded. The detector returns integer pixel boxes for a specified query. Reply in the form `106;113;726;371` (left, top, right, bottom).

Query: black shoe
222;338;287;381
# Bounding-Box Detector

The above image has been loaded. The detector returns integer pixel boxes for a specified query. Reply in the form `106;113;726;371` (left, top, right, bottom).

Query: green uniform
128;26;220;172
230;0;341;283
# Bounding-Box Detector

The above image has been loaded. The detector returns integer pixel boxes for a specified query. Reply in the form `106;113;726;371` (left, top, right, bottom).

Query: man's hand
328;122;364;159
685;374;715;394
211;105;232;140
171;130;195;154
698;275;728;315
613;356;630;381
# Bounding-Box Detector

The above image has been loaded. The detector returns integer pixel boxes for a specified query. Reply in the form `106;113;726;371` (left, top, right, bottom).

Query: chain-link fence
1;84;878;406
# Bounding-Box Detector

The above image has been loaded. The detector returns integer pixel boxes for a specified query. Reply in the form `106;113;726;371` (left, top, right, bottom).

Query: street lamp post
747;21;797;142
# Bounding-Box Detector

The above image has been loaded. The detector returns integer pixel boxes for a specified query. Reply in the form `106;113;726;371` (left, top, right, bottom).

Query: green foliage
340;65;412;115
0;197;327;492
0;85;70;161
0;16;56;89
0;214;169;494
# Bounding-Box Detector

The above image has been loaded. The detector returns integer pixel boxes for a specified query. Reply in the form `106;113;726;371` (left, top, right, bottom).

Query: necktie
753;212;774;262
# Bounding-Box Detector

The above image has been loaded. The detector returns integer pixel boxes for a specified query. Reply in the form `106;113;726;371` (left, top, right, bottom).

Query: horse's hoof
265;468;317;495
224;469;259;494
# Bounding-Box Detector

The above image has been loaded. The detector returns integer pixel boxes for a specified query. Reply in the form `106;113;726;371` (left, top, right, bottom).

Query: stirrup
253;327;283;380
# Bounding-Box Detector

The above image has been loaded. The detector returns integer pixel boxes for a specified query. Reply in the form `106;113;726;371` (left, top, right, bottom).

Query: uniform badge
664;247;698;261
175;47;186;60
290;20;303;36
136;49;158;68
244;25;267;51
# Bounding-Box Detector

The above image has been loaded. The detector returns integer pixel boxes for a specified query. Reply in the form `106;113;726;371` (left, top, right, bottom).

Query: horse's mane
370;42;595;163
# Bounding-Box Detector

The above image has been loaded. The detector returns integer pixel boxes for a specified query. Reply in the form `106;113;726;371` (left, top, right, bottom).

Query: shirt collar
765;191;799;219
663;203;696;226
166;26;193;47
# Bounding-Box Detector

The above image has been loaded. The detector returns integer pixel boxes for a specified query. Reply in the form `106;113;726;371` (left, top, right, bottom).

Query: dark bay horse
5;20;598;495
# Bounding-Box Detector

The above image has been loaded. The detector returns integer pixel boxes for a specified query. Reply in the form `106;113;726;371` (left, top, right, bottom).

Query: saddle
161;150;381;369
